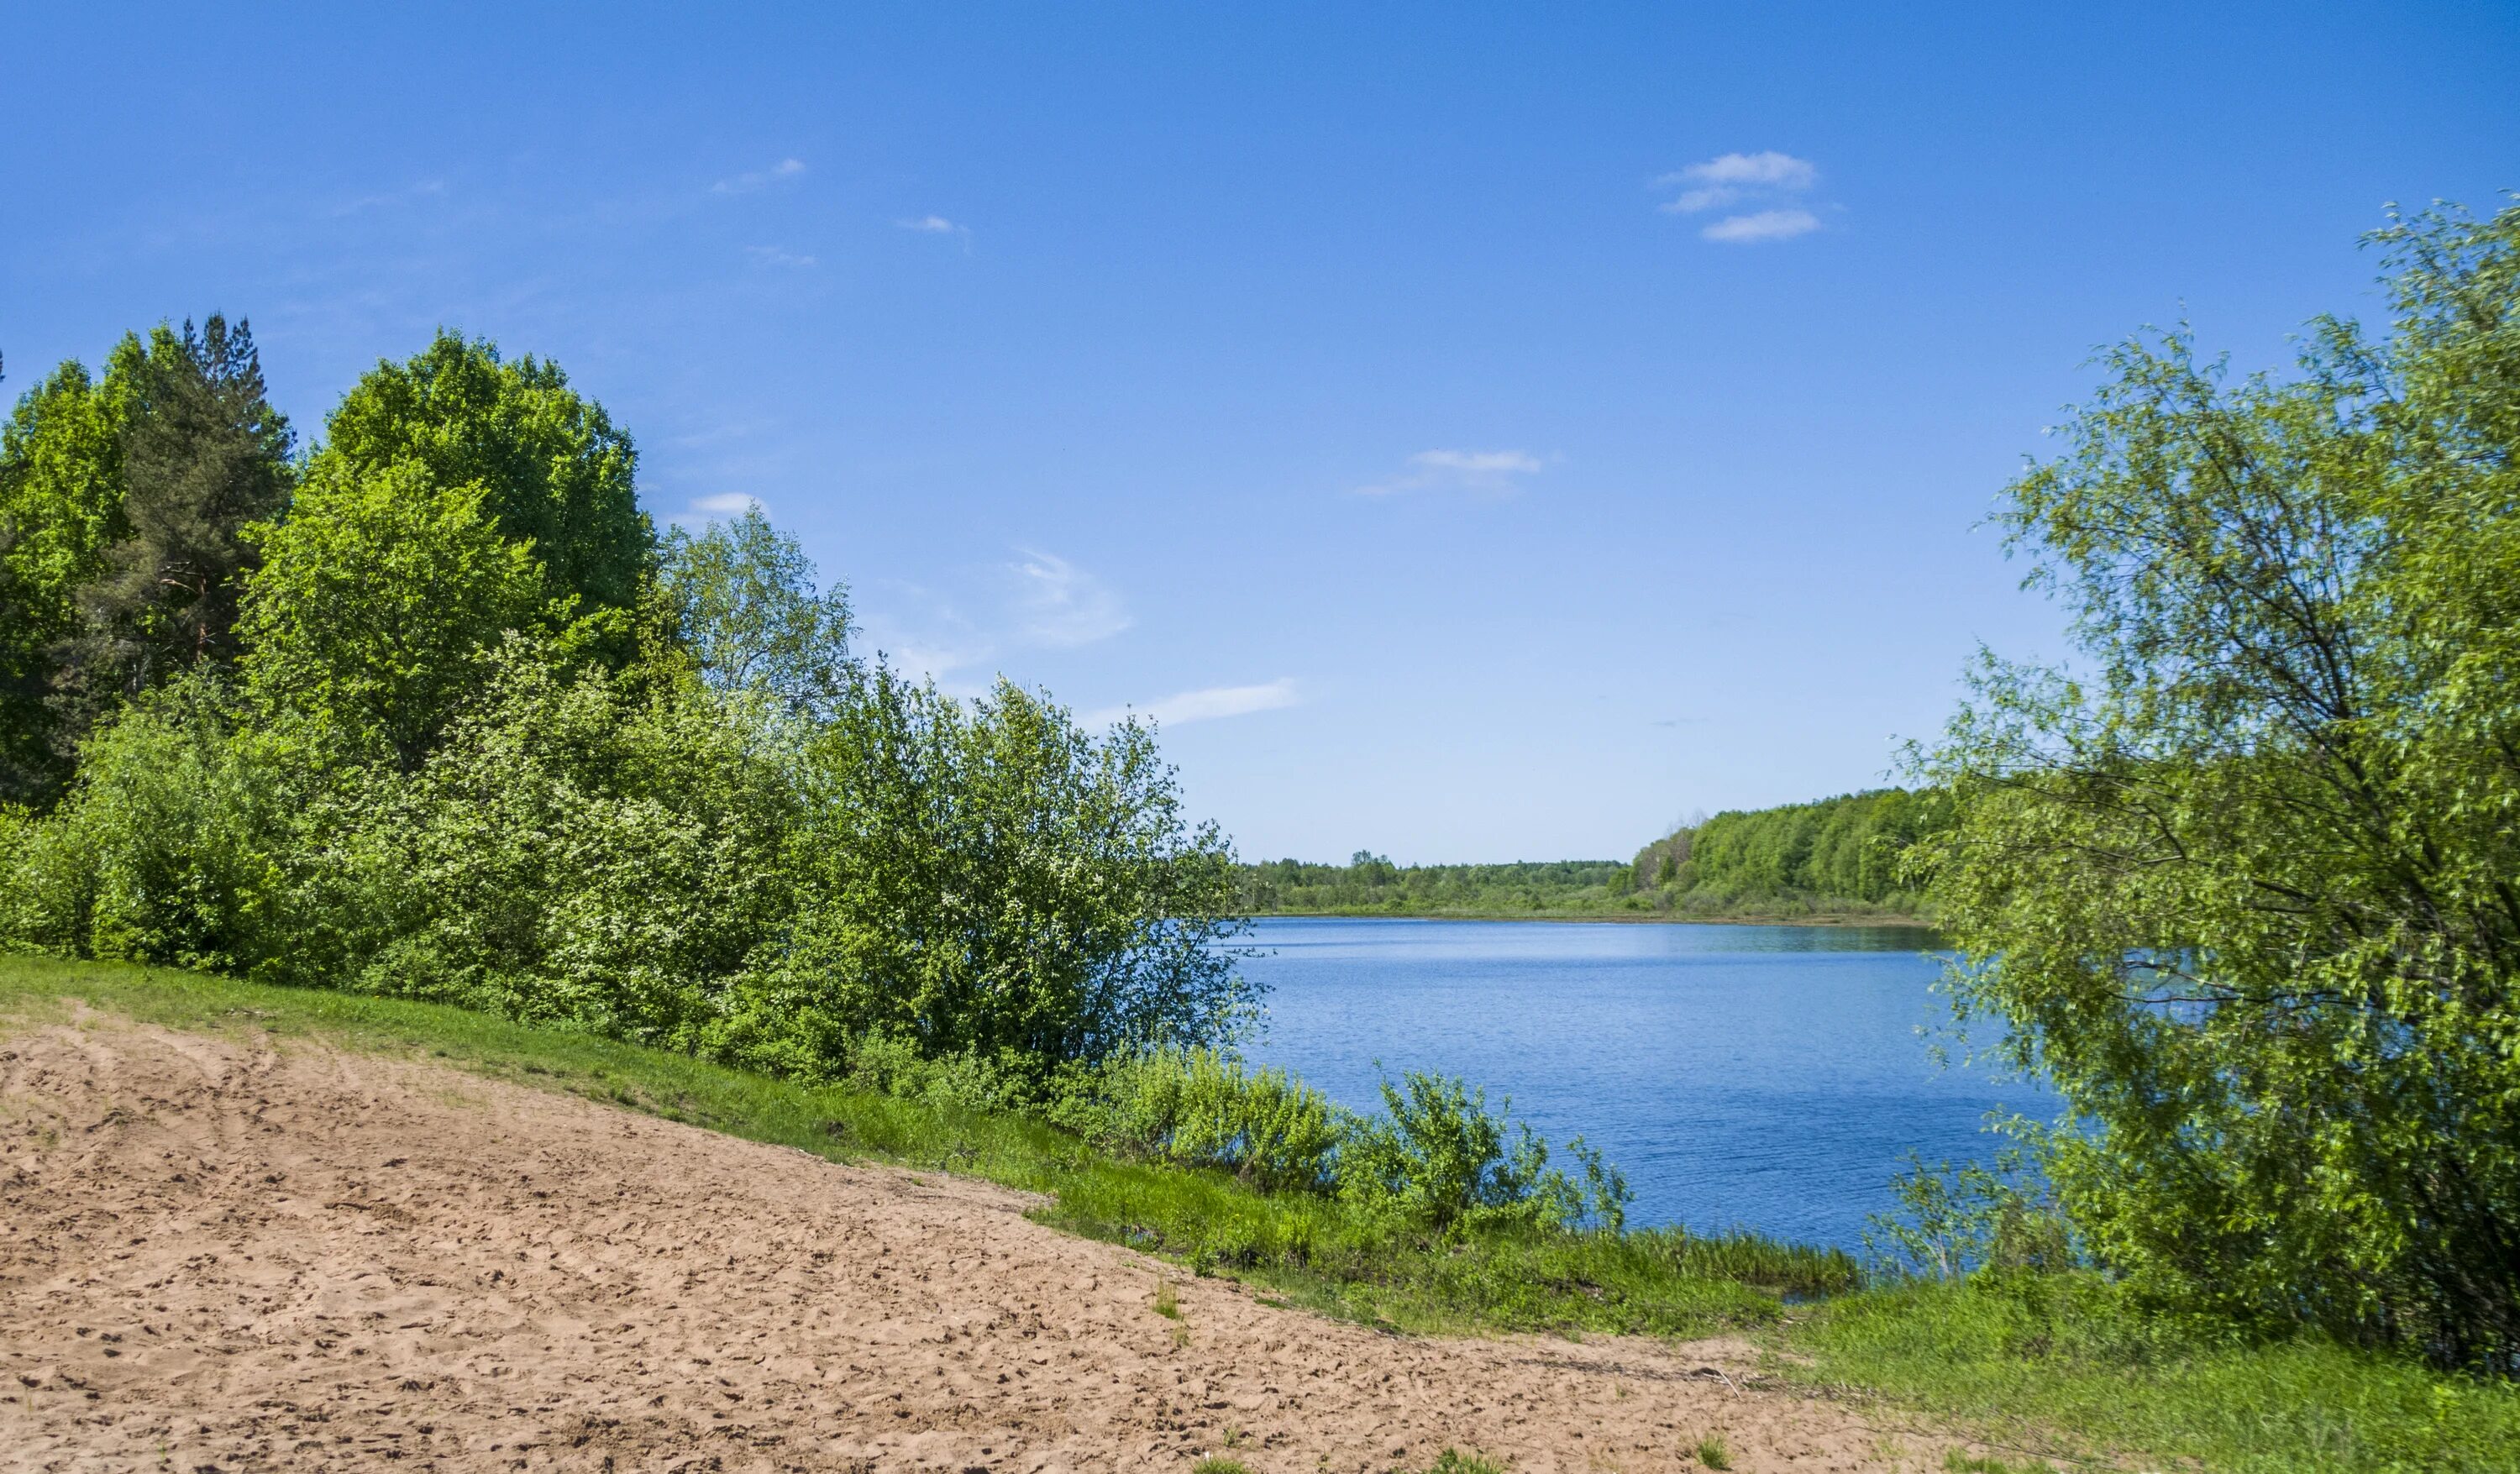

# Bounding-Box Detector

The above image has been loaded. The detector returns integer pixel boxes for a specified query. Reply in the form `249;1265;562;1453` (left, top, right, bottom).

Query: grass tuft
1693;1433;1732;1469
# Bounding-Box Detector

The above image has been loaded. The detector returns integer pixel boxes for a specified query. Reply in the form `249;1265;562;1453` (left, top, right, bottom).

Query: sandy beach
2;1017;1931;1472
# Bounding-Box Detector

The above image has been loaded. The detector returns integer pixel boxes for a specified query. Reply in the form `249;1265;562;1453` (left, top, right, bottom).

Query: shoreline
1248;908;1940;931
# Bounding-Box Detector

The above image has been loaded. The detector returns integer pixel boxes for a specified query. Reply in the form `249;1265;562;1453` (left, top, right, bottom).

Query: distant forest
1239;787;1950;921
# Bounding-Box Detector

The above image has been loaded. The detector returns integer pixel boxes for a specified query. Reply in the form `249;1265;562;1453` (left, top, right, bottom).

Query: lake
1239;915;2045;1250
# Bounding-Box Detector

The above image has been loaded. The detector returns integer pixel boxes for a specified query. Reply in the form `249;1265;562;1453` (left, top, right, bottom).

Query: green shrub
1338;1070;1628;1235
1054;1046;1344;1193
0;674;294;971
1864;1150;2073;1283
841;1028;1026;1113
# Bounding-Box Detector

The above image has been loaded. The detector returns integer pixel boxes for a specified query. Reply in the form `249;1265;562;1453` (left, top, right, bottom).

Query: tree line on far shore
1239;787;1946;921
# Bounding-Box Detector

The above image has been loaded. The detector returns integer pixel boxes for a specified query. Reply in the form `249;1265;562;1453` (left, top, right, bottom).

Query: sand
1;1017;1940;1472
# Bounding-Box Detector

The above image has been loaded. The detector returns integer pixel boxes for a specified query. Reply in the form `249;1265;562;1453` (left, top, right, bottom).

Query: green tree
657;505;853;717
235;460;550;768
54;317;295;728
0;318;296;800
0;358;126;799
1914;202;2520;1367
715;672;1253;1080
323;331;653;626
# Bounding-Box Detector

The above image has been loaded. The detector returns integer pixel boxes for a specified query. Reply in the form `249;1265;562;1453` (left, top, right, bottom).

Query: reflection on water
1238;915;2043;1249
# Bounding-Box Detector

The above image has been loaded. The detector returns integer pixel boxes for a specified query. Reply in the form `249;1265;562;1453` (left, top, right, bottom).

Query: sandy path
0;1018;1922;1473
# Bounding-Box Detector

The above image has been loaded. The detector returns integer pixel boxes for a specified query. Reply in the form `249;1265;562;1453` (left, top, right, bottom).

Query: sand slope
2;1019;1922;1472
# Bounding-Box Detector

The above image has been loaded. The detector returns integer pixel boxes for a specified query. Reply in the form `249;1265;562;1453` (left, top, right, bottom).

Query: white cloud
1356;448;1544;496
1655;151;1826;244
1659;151;1815;203
712;158;807;195
1700;208;1821;244
1086;678;1301;729
1008;549;1131;647
1415;449;1541;475
895;215;973;254
668;492;765;529
856;583;990;684
745;244;817;268
857;549;1130;689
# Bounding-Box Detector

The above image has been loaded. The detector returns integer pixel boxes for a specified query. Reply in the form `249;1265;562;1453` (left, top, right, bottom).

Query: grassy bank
1788;1276;2520;1473
8;953;2515;1471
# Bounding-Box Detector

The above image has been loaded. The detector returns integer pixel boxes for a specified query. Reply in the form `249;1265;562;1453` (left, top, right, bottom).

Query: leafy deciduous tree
1914;202;2520;1368
323;331;653;627
236;460;549;768
657;504;854;718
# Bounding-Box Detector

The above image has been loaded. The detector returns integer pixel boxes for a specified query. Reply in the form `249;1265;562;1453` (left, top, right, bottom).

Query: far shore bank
1250;908;1940;931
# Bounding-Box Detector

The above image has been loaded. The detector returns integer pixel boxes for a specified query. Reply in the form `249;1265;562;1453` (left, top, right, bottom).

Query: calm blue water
1240;916;2045;1250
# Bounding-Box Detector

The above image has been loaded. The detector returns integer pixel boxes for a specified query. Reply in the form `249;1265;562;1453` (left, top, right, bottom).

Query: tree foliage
0;359;123;797
1237;791;1948;921
1914;202;2520;1368
656;505;853;718
0;317;291;798
323;331;653;627
725;674;1251;1078
55;317;294;727
1;324;1255;1101
236;460;551;768
1639;788;1949;911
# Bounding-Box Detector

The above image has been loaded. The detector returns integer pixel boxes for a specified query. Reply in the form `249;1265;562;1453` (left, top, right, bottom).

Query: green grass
1786;1274;2520;1474
0;953;1812;1340
1693;1433;1734;1469
12;952;2518;1473
1940;1453;2039;1474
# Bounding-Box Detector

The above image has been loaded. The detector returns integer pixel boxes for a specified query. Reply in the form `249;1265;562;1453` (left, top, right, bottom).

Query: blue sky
6;3;2515;861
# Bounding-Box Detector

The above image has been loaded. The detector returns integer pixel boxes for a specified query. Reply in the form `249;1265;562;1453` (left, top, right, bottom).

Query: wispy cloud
895;215;973;254
1657;151;1815;212
1655;151;1825;244
859;549;1131;690
1009;549;1131;647
856;582;990;682
1356;448;1543;496
1699;209;1820;243
744;244;817;268
712;158;807;195
668;491;765;529
1086;678;1302;729
331;178;449;218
